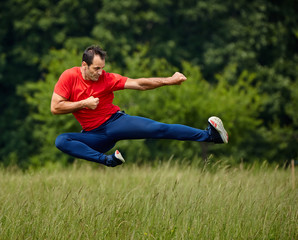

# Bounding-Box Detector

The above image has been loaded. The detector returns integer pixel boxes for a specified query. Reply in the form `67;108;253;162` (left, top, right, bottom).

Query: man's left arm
124;72;187;90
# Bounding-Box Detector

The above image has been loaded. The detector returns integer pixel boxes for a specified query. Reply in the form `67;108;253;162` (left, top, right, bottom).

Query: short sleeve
54;69;72;99
107;72;128;91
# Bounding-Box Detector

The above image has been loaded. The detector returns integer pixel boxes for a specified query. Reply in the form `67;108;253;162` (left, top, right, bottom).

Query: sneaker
207;116;228;144
105;150;125;167
115;150;125;162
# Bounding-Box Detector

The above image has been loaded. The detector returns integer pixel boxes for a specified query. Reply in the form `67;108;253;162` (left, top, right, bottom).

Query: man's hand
168;72;187;85
82;96;99;110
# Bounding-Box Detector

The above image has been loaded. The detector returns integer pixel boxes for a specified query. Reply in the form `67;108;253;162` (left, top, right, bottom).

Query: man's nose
98;69;103;75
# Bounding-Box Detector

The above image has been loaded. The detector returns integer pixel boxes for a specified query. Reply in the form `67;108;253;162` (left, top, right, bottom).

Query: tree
1;0;297;166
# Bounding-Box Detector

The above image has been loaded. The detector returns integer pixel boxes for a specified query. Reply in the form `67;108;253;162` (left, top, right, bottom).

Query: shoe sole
208;116;229;143
115;150;125;163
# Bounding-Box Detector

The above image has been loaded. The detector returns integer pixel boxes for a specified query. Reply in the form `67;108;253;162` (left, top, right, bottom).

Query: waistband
82;111;126;133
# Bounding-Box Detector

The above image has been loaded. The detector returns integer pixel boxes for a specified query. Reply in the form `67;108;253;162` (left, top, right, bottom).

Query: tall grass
0;161;297;239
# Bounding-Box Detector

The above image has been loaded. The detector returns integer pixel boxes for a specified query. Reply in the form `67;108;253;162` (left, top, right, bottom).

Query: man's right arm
51;92;99;115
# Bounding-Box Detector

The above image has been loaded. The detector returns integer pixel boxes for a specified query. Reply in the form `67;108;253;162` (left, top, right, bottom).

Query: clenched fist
83;96;99;110
169;72;187;85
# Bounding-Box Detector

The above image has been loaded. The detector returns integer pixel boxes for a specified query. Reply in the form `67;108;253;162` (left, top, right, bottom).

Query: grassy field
0;161;297;240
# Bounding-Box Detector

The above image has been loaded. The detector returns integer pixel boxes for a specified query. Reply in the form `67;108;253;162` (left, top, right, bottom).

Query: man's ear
82;61;88;68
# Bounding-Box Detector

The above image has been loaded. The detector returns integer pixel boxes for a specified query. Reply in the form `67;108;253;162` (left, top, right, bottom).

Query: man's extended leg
106;113;212;142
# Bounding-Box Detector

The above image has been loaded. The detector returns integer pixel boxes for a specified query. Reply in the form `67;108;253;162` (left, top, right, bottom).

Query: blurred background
0;0;297;169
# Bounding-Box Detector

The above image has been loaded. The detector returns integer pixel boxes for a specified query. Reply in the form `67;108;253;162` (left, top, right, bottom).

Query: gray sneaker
207;116;228;144
105;150;125;167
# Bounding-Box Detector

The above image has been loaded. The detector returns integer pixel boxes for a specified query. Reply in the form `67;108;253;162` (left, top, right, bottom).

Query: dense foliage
0;0;297;168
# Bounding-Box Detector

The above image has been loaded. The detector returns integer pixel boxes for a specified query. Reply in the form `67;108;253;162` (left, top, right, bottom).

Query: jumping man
51;46;228;167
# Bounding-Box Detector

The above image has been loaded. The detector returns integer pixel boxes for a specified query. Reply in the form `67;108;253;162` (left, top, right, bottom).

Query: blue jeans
55;111;211;164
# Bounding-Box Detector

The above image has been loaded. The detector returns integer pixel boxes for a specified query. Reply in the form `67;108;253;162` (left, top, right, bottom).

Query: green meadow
0;161;296;240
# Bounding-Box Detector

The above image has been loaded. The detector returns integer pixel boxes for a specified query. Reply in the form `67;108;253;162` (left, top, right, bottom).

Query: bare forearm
51;100;86;114
134;77;171;90
51;93;99;115
124;72;187;91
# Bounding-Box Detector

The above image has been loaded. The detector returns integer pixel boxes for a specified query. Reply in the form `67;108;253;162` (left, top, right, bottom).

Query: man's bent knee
55;134;70;151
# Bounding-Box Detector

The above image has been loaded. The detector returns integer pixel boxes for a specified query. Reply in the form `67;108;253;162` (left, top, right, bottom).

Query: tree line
0;0;297;168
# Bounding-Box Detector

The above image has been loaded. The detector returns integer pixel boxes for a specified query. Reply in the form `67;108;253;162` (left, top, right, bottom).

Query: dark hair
82;45;107;66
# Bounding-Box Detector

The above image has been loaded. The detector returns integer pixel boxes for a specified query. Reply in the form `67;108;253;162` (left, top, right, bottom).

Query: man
51;45;228;167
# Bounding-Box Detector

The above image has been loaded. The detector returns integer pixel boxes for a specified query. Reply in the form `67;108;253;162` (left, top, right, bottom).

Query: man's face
83;55;105;81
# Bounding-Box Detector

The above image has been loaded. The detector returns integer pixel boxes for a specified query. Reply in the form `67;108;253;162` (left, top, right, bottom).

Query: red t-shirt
54;67;127;131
